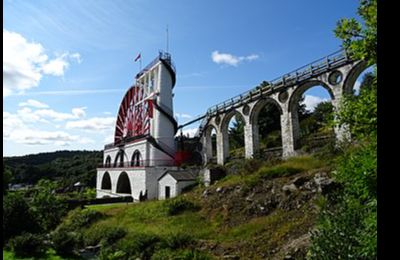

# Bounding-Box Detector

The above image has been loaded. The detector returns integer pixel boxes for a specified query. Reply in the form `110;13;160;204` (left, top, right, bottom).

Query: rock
282;183;298;193
216;187;223;193
314;173;335;193
284;254;294;259
259;206;265;211
293;176;309;187
223;255;239;259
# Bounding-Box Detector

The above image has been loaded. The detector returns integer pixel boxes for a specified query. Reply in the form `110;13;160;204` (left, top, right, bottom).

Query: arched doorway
116;172;131;194
101;172;111;190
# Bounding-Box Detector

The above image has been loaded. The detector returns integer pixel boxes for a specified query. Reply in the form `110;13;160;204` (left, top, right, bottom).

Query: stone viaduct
197;50;368;165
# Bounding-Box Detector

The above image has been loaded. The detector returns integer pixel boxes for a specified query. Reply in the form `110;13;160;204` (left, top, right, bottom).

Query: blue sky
4;0;364;156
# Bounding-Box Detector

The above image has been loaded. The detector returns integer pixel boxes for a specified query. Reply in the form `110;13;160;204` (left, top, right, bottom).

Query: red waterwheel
114;85;153;144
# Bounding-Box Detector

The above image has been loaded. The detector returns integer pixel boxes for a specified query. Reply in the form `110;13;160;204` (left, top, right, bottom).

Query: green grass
216;155;326;189
87;199;216;239
3;249;64;260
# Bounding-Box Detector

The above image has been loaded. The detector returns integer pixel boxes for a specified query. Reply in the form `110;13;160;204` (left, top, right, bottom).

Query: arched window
105;156;111;167
131;150;142;167
101;172;111;190
114;150;125;167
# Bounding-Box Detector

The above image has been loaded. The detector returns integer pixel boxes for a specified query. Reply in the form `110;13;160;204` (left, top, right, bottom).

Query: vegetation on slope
4;150;102;188
22;155;330;259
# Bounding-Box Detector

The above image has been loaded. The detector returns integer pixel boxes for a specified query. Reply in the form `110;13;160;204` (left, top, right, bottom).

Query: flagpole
166;25;169;53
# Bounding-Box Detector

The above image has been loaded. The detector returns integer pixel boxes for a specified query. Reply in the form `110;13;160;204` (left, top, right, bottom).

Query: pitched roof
158;170;197;181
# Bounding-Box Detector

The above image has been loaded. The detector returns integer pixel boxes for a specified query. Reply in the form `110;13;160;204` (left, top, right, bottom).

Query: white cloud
70;53;82;64
103;134;114;144
3;112;25;138
301;95;329;112
18;99;49;108
3;29;82;97
7;129;79;145
3;112;78;146
41;54;69;76
175;113;192;119
34;108;85;121
72;107;87;118
66;117;115;131
211;51;259;67
4;110;93;146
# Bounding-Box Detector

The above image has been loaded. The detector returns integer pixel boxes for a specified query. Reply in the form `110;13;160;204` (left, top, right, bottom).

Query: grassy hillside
45;155;334;259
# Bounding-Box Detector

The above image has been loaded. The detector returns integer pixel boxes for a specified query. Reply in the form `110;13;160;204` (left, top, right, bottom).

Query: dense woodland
4;150;102;189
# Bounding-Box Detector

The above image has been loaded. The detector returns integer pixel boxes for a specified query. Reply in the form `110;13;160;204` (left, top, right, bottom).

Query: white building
158;170;197;200
96;51;190;201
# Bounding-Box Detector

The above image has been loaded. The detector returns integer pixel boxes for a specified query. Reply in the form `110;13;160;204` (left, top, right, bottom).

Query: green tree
3;166;12;194
338;73;377;140
334;0;377;65
228;115;245;150
3;192;40;244
308;0;377;258
30;180;68;231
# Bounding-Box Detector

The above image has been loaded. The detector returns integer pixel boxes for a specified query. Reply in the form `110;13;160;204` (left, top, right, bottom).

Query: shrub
106;233;161;259
164;197;200;216
61;208;105;231
30;180;68;231
151;248;211;260
162;232;194;249
308;140;377;259
51;228;81;256
257;165;302;179
83;225;126;247
9;233;47;257
3;192;40;243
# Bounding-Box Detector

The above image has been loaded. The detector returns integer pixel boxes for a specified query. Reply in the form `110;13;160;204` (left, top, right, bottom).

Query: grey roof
159;170;197;181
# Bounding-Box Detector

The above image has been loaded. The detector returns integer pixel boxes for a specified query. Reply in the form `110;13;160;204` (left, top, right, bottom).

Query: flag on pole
134;53;141;62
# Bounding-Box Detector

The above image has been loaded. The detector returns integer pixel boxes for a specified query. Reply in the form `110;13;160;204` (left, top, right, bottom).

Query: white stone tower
96;51;178;201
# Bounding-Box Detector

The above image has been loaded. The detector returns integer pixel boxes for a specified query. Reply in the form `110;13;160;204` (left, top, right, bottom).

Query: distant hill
4;150;103;188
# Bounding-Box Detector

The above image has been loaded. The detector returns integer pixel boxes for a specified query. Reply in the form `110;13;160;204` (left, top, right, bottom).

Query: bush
102;233;161;259
9;233;47;257
164;197;200;216
151;248;211;260
61;208;105;231
257;165;302;179
162;232;194;249
83;225;126;247
51;228;81;256
30;180;68;231
308;140;377;259
3;192;40;244
224;158;263;176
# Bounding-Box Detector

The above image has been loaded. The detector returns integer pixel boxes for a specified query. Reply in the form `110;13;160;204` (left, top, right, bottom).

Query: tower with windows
96;51;178;200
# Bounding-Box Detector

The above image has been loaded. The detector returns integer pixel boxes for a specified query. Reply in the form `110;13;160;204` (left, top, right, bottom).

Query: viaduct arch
199;50;369;165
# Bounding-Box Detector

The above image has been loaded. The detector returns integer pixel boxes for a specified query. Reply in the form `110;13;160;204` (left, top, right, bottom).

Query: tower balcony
97;159;176;169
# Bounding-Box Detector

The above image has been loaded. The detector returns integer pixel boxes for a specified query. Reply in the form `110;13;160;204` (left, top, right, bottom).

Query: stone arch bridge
188;50;368;165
